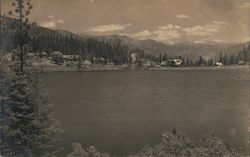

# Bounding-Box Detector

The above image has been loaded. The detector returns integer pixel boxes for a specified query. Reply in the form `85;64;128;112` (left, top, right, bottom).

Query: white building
215;62;223;66
168;59;183;66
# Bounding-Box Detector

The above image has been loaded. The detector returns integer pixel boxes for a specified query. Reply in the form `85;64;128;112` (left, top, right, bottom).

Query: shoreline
34;64;249;72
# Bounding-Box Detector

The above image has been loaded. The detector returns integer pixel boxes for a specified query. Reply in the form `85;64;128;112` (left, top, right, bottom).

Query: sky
1;0;250;44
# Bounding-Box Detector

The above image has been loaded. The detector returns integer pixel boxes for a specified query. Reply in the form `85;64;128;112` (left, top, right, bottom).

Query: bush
138;129;242;157
68;129;242;157
67;143;110;157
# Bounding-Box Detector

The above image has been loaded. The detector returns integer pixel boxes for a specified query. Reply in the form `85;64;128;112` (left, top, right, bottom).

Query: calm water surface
41;69;249;156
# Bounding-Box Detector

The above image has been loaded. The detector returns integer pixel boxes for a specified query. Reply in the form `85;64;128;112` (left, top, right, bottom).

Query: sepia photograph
0;0;250;156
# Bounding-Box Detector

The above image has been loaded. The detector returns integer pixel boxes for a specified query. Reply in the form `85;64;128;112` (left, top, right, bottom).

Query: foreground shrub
68;129;242;157
138;129;242;157
67;143;110;157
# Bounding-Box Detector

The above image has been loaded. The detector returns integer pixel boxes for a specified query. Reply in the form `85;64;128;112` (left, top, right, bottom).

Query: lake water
41;69;249;156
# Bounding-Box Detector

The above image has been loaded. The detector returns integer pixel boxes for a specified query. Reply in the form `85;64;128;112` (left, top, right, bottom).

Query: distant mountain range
1;16;248;60
79;34;247;59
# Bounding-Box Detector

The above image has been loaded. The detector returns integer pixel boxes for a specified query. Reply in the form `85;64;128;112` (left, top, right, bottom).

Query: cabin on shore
168;59;183;67
215;62;223;66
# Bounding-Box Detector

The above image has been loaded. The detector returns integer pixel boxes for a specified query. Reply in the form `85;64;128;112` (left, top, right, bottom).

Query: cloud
242;37;250;42
87;23;131;33
158;24;181;30
177;14;189;18
235;36;250;43
183;23;222;36
132;30;152;40
153;29;181;41
47;15;54;19
41;21;57;28
126;21;226;43
212;21;228;25
194;39;222;44
194;40;206;44
154;25;182;40
238;1;250;8
40;16;65;28
57;19;65;24
129;24;181;42
212;39;222;42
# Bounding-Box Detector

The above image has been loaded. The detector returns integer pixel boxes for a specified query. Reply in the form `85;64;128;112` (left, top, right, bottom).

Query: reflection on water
41;69;249;156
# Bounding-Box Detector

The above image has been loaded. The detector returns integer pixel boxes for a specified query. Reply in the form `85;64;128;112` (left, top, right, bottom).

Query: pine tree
219;52;223;62
1;66;64;156
0;0;63;156
198;56;204;66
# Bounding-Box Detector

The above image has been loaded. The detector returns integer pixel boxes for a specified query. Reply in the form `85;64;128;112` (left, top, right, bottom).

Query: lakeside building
215;62;223;66
167;59;183;67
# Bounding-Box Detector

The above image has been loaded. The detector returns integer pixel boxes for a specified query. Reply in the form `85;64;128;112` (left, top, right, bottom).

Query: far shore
34;64;249;72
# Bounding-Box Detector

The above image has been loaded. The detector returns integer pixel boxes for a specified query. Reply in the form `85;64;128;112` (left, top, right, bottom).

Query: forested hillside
0;16;143;64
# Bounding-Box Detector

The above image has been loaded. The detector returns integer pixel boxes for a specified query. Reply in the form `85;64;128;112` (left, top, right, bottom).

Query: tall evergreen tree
0;0;63;156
